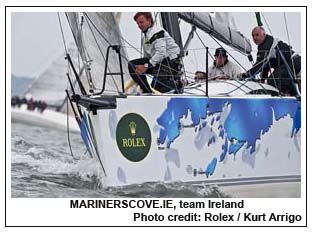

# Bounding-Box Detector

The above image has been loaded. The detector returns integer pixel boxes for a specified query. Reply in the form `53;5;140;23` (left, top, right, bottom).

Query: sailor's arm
241;54;267;78
231;62;242;78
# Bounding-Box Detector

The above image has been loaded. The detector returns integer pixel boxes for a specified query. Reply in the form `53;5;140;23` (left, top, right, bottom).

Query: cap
214;47;227;57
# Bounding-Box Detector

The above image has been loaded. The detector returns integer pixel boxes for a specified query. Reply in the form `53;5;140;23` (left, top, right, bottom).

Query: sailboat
63;12;301;194
11;43;81;132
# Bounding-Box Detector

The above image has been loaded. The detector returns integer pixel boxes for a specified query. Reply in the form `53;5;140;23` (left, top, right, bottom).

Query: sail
26;43;79;108
214;12;237;30
178;12;252;55
66;12;130;94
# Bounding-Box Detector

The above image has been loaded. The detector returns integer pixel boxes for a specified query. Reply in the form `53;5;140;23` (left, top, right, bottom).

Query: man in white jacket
208;47;241;80
128;12;182;93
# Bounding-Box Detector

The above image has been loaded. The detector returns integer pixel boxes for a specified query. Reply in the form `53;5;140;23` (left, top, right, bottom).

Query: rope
58;13;82;160
83;13;120;92
219;79;254;95
57;13;68;54
66;92;80;161
283;12;297;78
84;13;151;93
261;13;273;35
84;13;187;94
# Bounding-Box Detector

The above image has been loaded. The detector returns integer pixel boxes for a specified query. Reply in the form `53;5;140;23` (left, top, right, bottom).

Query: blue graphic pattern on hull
157;97;301;156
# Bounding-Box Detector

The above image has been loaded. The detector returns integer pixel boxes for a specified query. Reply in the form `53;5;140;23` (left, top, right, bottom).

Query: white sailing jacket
142;24;180;67
208;60;241;79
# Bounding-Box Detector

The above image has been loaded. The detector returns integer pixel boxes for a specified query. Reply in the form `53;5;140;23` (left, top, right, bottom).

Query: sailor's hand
238;73;248;80
135;65;147;74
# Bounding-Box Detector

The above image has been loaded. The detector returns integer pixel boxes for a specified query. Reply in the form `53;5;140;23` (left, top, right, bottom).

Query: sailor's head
194;71;207;81
214;47;228;66
134;12;154;32
252;26;266;45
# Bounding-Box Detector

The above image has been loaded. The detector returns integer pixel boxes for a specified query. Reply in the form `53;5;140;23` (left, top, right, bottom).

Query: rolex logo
129;121;137;136
116;113;151;162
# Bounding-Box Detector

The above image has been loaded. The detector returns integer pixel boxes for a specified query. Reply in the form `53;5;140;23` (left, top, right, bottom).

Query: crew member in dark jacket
242;26;301;95
128;12;182;93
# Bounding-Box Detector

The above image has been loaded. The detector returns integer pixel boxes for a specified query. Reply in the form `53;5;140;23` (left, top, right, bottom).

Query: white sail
214;12;237;30
66;12;130;94
178;12;252;54
26;43;78;108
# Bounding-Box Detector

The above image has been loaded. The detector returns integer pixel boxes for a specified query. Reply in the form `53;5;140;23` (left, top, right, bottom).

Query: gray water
11;121;229;198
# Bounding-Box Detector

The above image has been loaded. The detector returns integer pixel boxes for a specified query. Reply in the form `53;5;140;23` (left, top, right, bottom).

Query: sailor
128;12;182;93
241;26;301;95
194;71;207;82
208;47;241;80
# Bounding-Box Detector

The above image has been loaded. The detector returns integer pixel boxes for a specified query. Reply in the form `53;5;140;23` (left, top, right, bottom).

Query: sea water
11;121;229;198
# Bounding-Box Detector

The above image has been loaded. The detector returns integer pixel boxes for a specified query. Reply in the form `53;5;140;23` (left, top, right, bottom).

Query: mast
160;13;183;55
255;12;263;26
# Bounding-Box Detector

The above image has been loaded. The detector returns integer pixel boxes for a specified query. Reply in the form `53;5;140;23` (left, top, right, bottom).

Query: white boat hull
11;105;80;132
80;95;301;187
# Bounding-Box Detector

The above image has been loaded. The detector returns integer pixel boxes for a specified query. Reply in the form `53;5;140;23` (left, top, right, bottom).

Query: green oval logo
116;113;152;162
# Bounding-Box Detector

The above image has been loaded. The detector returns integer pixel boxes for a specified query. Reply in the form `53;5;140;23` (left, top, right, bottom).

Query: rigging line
84;12;133;61
66;96;80;161
85;12;183;77
195;27;249;73
206;75;254;93
283;12;297;77
151;63;162;89
153;13;158;26
79;15;96;91
83;13;107;60
155;13;181;92
140;34;143;57
65;13;80;55
83;13;131;65
66;15;95;92
136;70;181;93
65;13;93;95
59;13;81;120
260;13;273;35
208;33;249;72
194;30;207;48
278;49;298;81
110;14;141;56
166;58;180;92
243;58;273;95
129;59;184;92
179;56;188;84
265;31;297;95
77;18;83;85
57;12;68;54
79;15;92;63
183;88;207;95
85;13;185;92
264;59;279;92
128;64;157;93
83;13;110;90
218;80;251;95
228;79;256;93
83;13;121;93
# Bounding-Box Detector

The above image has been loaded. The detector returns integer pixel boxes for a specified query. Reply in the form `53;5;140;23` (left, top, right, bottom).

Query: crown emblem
129;121;137;136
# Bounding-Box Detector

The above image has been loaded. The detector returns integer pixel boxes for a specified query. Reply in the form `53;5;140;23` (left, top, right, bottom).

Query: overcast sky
11;11;302;78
